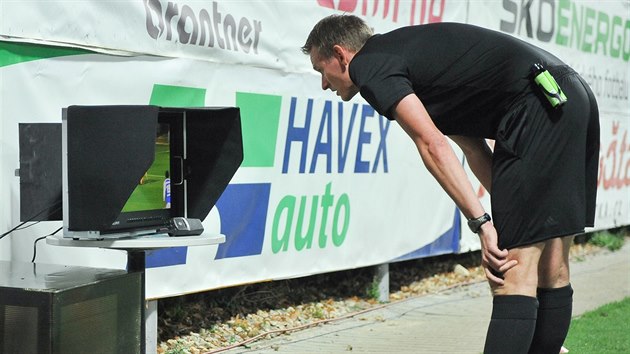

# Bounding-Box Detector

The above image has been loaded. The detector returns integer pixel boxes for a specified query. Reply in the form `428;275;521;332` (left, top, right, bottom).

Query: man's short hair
301;14;373;58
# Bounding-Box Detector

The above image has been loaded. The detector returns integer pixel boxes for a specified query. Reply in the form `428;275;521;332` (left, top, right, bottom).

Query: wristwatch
468;213;491;233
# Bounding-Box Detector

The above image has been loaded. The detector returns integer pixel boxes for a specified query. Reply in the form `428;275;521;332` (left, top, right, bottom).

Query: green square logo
236;92;282;167
150;84;206;107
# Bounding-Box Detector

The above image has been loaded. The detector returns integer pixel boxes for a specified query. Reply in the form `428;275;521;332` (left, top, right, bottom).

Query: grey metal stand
127;250;147;353
47;233;225;353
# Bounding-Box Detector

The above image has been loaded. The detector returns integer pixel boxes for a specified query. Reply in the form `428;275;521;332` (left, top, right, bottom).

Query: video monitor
62;106;185;239
61;105;242;239
107;116;184;233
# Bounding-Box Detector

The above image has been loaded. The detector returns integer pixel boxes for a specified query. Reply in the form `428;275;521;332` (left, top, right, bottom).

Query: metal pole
374;263;390;303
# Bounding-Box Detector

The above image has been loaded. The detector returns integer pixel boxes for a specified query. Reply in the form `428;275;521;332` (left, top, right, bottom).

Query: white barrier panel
0;53;458;298
1;1;628;299
0;0;470;73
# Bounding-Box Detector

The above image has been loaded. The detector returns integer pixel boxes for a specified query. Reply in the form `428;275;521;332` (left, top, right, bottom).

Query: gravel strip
157;243;601;354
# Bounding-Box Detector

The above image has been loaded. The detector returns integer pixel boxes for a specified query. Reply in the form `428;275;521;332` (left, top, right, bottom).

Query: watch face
468;219;480;233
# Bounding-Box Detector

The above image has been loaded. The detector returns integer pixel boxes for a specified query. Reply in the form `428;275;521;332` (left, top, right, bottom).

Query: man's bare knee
538;236;574;288
492;243;544;297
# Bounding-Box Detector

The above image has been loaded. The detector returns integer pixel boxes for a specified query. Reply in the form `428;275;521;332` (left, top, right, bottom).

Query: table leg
127;251;146;354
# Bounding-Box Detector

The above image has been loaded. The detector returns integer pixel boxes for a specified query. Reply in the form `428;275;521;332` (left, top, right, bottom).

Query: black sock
484;295;538;354
528;285;573;354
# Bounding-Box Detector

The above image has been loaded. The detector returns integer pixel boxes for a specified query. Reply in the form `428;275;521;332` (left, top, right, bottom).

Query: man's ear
332;44;349;66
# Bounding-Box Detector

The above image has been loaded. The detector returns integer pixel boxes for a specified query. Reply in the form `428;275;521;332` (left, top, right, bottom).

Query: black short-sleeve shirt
349;22;564;138
349;23;601;250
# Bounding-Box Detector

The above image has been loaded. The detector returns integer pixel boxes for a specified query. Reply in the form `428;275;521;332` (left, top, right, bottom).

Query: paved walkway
222;242;630;354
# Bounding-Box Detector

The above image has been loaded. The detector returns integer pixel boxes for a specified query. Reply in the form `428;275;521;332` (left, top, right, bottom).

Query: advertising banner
1;0;628;299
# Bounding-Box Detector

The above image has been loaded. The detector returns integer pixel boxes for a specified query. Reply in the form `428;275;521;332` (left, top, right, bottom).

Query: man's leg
484;243;544;354
528;236;574;354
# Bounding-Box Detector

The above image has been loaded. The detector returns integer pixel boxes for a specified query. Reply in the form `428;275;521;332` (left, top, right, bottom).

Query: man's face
310;47;359;101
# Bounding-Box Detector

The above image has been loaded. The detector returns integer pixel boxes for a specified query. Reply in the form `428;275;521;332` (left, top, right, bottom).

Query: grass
366;278;381;301
121;142;170;212
588;230;625;251
564;297;630;353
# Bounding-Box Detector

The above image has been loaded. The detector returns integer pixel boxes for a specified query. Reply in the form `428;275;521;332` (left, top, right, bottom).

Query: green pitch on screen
121;141;170;212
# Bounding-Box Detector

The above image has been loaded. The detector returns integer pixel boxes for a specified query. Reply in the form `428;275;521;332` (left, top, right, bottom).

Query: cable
14;220;42;231
31;226;63;263
0;221;30;240
0;201;61;241
25;200;62;221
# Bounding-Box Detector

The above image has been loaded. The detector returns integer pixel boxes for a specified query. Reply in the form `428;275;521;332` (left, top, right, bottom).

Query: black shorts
491;66;600;250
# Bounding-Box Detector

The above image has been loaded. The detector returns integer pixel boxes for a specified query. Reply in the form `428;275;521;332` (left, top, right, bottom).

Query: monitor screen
106;113;184;235
121;123;171;213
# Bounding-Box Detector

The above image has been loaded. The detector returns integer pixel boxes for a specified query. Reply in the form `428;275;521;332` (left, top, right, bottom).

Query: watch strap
468;213;491;233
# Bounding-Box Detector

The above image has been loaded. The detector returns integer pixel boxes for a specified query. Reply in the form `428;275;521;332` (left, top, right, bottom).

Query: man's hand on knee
478;223;518;286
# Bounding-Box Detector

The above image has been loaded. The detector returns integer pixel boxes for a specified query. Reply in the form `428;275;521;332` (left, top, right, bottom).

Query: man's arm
448;135;493;194
392;94;515;284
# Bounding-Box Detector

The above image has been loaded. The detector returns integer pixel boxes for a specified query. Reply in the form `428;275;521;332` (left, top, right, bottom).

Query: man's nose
321;76;329;90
